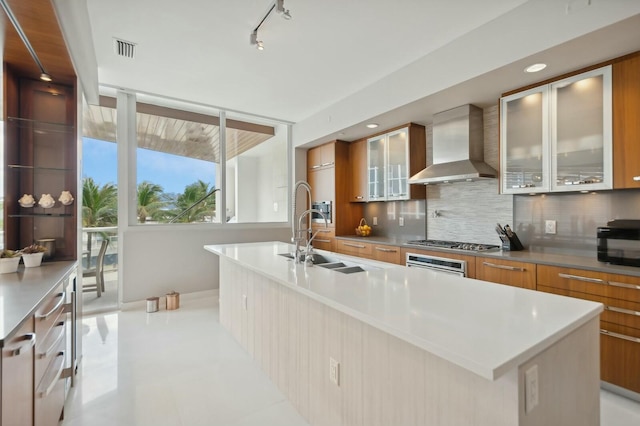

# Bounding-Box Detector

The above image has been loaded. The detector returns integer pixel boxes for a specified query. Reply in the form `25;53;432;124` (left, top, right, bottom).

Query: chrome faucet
297;209;328;266
291;180;313;263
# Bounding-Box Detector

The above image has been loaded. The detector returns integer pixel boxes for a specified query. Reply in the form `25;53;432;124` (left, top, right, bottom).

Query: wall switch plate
399;217;404;227
373;216;378;226
329;357;340;386
525;364;539;413
545;220;556;234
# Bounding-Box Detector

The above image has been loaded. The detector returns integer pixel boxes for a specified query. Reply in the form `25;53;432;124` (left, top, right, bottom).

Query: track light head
40;73;52;82
276;0;292;19
250;31;264;51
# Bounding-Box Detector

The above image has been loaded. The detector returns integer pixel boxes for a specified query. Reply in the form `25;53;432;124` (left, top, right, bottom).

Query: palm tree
82;178;117;266
82;177;117;227
170;180;216;223
137;181;166;223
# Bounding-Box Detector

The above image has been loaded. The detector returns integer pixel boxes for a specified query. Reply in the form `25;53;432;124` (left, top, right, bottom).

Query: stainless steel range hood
409;104;497;184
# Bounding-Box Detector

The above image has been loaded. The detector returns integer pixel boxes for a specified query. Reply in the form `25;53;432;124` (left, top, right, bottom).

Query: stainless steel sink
278;252;379;274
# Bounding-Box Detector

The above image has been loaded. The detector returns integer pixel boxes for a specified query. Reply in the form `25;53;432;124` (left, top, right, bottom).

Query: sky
82;138;216;194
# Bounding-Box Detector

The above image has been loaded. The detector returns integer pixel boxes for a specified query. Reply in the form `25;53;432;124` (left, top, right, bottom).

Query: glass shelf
6;116;75;133
8;213;74;218
8;164;74;172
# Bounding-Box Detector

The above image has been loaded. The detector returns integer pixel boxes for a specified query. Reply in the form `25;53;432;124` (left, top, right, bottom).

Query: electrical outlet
399;217;404;227
545;220;556;234
329;357;340;386
373;216;378;226
525;364;539;413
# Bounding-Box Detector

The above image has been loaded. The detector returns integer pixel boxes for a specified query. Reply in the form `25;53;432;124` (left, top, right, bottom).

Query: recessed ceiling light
366;123;379;129
525;63;547;73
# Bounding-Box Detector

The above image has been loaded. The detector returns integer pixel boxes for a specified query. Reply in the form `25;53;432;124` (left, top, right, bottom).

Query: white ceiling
74;0;640;146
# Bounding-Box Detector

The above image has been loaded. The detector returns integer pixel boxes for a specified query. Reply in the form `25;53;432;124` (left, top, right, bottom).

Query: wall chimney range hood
409;104;497;184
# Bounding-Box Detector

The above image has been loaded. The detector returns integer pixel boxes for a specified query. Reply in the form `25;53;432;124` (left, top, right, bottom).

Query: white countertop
205;241;603;380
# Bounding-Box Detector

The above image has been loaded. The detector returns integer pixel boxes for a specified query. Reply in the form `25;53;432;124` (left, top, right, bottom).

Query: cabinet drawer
1;318;35;426
311;228;335;251
336;240;373;258
600;322;640;394
537;265;640;303
35;318;66;385
475;258;536;289
372;245;402;264
35;286;66;339
538;285;640;330
34;351;66;426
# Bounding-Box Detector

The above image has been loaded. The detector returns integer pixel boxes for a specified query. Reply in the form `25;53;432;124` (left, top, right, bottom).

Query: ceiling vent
113;38;136;59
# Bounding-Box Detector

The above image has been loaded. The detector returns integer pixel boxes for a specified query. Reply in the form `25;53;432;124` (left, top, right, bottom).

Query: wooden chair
83;239;109;297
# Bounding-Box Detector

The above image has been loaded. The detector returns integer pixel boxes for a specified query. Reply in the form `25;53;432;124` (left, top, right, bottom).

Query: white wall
120;225;289;302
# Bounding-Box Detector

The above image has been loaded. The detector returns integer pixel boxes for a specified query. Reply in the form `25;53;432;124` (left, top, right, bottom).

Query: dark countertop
0;261;77;346
335;235;640;278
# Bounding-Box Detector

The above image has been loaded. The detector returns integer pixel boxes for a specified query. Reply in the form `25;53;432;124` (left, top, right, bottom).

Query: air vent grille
113;38;136;59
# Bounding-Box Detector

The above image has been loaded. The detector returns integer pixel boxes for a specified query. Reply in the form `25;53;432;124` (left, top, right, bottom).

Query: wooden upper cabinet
613;52;640;189
475;257;536;290
308;143;335;170
349;139;368;202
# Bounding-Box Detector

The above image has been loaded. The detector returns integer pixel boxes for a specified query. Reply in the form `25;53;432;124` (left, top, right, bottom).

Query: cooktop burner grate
405;239;500;252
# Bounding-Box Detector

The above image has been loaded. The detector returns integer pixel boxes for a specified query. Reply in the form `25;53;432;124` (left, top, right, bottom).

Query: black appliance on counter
597;219;640;267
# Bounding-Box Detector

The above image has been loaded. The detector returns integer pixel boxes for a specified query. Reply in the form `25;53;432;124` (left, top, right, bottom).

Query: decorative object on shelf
18;193;35;207
21;244;47;267
0;250;22;274
38;193;55;208
166;291;180;310
355;218;371;237
58;190;74;205
37;238;56;260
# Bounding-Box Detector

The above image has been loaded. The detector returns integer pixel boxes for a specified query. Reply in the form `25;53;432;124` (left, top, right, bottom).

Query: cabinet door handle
344;242;366;249
318;229;332;233
354;196;364;200
482;261;525;272
633;176;640;181
558;273;604;284
6;333;36;357
38;321;66;359
604;305;640;317
600;329;640;344
37;292;66;320
558;273;640;290
375;247;397;253
313;239;331;243
310;164;321;169
321;162;334;167
37;351;65;398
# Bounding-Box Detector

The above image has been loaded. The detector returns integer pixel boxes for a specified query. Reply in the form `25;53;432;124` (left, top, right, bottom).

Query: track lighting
250;0;292;50
40;73;52;82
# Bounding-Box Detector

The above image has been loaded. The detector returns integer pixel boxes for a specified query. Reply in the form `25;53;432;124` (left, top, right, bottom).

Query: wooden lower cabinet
372;245;402;264
335;239;373;259
1;317;35;426
475;257;536;289
537;264;640;393
310;227;335;252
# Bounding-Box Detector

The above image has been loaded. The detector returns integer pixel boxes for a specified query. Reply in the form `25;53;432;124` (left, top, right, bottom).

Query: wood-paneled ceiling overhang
83;96;276;163
1;0;76;86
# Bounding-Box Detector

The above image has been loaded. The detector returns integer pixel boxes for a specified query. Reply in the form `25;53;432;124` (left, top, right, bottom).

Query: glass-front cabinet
500;65;612;194
500;86;549;193
367;134;386;201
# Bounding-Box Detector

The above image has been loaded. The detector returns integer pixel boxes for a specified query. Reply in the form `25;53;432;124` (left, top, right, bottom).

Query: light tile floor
62;294;640;426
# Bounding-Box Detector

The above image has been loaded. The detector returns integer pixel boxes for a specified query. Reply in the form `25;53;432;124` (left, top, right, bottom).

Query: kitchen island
205;241;603;426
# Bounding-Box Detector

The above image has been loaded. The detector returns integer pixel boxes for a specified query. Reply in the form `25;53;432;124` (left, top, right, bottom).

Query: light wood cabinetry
1;318;35;426
500;66;613;194
612;52;640;189
400;247;477;278
336;239;374;259
310;228;335;252
307;141;363;239
372;244;402;265
537;265;640;393
475;257;536;290
350;123;426;202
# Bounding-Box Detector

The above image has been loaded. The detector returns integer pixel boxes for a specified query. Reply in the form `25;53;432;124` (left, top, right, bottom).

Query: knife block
501;232;524;251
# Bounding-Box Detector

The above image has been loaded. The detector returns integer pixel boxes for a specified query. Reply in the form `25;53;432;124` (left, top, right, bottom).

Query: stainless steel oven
406;252;467;277
311;200;332;223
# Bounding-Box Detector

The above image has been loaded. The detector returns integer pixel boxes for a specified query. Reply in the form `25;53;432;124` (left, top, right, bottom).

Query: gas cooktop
405;239;500;252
